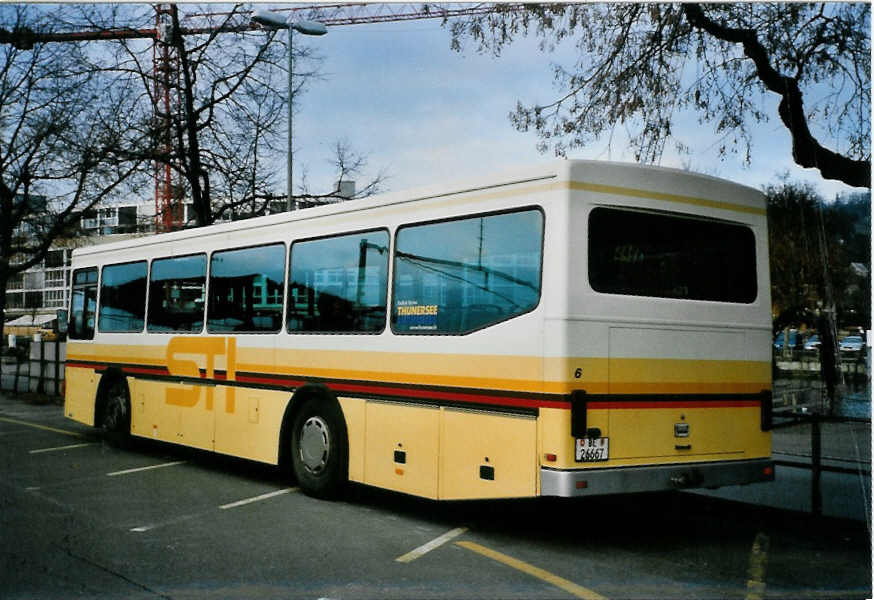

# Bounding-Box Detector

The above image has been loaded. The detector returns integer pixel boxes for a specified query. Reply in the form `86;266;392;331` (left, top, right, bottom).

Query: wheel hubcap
104;386;126;431
299;416;330;474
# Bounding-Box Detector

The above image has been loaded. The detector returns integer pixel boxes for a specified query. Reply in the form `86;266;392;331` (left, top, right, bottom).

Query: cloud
286;18;862;199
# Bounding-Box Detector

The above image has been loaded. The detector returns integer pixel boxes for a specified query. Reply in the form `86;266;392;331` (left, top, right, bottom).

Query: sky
270;9;864;202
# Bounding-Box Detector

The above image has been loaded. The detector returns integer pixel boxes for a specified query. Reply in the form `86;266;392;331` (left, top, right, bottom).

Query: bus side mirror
56;309;68;334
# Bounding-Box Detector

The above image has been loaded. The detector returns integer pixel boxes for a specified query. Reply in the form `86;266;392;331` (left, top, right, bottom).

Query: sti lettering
165;337;237;412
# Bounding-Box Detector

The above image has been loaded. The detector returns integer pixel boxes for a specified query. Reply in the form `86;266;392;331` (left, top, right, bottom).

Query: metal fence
0;340;66;396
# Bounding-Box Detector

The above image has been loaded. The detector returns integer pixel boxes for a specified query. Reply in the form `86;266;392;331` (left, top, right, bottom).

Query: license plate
575;437;609;462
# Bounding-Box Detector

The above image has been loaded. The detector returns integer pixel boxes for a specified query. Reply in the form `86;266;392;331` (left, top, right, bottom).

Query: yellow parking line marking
0;417;86;438
745;532;770;600
396;527;468;563
219;487;298;510
29;442;96;454
457;541;607;600
107;460;186;477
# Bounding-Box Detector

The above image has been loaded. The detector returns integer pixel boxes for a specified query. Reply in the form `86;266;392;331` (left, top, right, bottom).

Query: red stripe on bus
236;374;568;410
65;361;759;411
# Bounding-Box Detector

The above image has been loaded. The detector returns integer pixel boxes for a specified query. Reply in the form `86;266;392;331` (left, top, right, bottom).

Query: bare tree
85;4;290;227
448;3;870;188
0;5;148;348
296;139;390;207
87;3;388;227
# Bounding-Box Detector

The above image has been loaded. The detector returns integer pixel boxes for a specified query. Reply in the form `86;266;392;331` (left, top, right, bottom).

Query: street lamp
251;9;327;212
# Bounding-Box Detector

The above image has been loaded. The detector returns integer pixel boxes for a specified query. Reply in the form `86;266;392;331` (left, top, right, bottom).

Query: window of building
45;270;66;287
288;230;389;333
69;268;98;340
147;254;206;333
6;292;24;309
24;272;44;290
392;209;543;334
44;249;65;268
24;292;42;308
588;207;758;303
44;289;66;308
208;244;285;333
99;261;147;332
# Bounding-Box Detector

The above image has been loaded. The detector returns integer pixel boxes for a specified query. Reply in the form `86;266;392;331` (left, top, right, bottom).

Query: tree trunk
0;273;9;353
170;4;213;227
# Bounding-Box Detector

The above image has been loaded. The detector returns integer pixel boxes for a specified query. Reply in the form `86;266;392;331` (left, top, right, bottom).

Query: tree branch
683;3;870;188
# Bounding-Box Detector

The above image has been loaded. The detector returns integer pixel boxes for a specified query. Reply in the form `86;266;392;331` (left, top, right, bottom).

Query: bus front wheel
290;397;348;499
99;377;130;442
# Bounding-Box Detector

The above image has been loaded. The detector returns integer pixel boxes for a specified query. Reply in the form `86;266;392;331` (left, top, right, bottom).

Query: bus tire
98;375;131;443
289;396;348;499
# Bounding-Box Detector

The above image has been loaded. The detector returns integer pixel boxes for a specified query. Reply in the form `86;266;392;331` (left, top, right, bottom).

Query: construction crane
1;3;525;232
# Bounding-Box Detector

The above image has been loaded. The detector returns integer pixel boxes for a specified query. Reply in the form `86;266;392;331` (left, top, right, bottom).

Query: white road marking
130;512;202;533
395;527;468;563
107;460;186;477
29;442;96;454
130;487;299;533
219;487;298;510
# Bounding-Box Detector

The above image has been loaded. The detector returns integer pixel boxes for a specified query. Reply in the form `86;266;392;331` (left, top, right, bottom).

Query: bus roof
71;159;764;259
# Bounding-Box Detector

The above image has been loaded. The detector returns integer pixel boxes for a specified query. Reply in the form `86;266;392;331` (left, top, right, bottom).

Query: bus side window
288;230;389;334
208;243;285;333
392;209;543;335
147;254;207;333
99;261;147;333
69;267;98;340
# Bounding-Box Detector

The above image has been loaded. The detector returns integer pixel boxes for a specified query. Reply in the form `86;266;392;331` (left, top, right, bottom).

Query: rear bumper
541;458;774;497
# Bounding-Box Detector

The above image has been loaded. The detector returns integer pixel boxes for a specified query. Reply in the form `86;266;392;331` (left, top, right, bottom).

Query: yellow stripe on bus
568;180;766;215
68;345;770;397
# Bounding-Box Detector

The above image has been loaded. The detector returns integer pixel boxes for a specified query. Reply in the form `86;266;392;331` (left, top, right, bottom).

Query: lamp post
251;10;327;212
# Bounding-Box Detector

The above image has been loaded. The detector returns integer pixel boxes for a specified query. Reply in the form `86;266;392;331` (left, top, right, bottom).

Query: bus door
164;336;224;451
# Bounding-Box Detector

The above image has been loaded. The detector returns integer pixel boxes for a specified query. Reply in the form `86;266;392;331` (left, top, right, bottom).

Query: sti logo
165;337;237;412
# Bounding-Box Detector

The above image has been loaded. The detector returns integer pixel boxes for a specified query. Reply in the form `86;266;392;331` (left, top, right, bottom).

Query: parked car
839;335;865;355
773;330;800;352
803;334;821;352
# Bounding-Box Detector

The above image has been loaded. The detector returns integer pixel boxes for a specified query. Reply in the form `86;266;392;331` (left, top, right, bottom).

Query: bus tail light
544;453;557;463
570;390;587;437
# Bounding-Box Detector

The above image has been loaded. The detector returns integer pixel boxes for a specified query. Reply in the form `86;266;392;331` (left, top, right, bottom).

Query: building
5;190;350;324
5;200;157;323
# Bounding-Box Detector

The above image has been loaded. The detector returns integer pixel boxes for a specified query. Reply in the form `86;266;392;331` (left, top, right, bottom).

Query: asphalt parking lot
1;394;870;600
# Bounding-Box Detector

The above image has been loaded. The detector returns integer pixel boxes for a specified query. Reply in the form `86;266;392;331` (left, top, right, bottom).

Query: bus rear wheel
290;397;347;499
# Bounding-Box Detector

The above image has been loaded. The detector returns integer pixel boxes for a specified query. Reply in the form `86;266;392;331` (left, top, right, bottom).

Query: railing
0;340;65;396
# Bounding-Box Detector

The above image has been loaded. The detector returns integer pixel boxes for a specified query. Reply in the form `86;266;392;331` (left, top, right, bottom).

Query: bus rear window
588;207;757;303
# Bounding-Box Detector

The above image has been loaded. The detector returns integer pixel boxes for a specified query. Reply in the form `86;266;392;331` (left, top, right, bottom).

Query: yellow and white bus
64;160;774;500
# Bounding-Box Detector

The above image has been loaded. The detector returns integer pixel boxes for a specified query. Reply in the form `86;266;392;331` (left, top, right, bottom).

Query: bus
64;160;774;500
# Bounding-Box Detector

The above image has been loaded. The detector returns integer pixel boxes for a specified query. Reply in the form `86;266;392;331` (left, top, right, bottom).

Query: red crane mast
1;3;525;231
